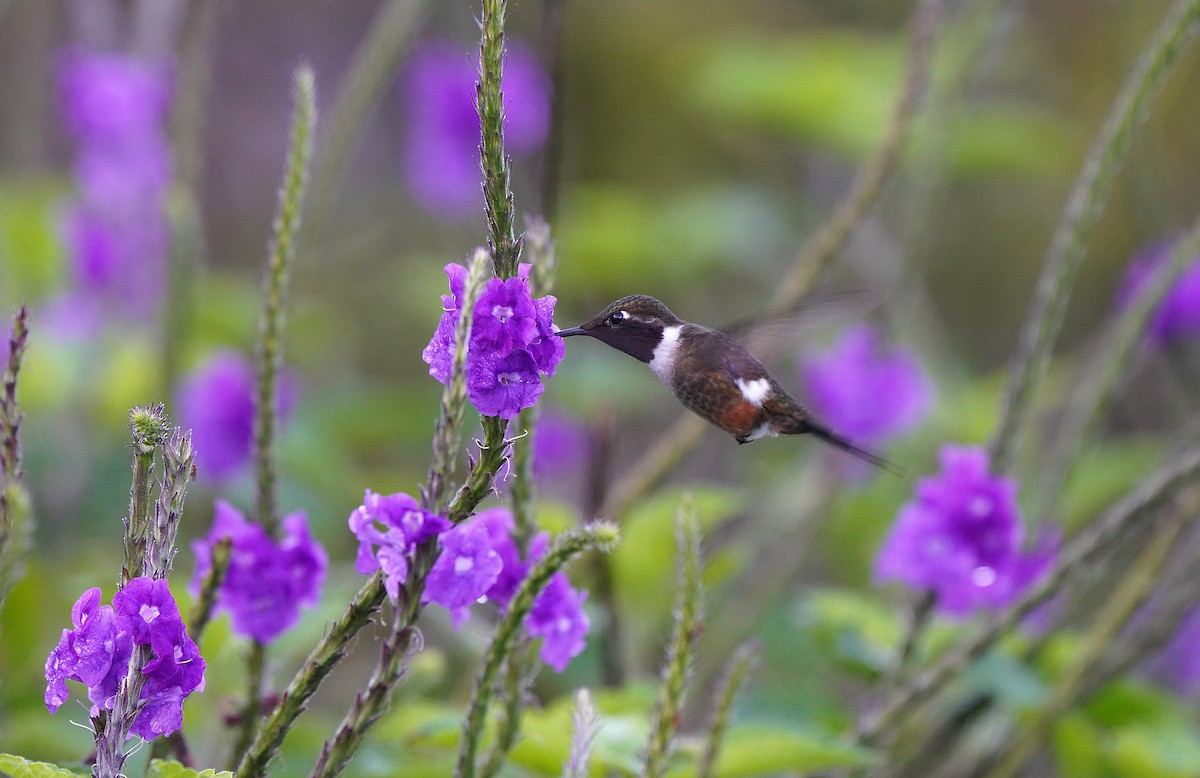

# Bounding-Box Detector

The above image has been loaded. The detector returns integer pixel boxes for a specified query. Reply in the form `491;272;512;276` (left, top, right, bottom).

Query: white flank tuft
737;377;772;407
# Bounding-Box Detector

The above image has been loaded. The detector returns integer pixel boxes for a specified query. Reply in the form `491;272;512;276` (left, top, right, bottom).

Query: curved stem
989;0;1200;474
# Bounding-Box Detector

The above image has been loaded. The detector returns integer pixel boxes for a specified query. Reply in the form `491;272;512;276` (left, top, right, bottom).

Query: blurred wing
720;287;885;360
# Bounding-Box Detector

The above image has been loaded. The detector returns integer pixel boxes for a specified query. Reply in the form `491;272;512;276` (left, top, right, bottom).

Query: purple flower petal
801;324;933;447
426;518;504;623
191;501;326;643
874;444;1058;618
400;40;550;216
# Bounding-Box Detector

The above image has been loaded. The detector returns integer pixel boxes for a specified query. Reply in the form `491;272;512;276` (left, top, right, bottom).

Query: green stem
235;574;389;777
1035;218;1200;521
0;304;30;612
254;65;316;535
697;642;759;778
187;535;231;641
643;501;704;778
123;404;170;586
306;0;427;249
478;640;534;778
456;523;620;778
427;248;490;514
989;0;1200;474
228;641;267;771
478;0;522;278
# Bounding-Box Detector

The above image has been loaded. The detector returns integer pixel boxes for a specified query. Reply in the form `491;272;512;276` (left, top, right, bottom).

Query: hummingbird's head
557;295;682;363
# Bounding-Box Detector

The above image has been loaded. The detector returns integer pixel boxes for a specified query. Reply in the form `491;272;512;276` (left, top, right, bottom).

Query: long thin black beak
556;326;587;338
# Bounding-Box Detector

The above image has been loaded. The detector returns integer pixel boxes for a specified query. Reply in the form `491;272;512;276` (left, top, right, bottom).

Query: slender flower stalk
857;443;1200;747
509;218;557;541
146;428;195;579
1035;218;1200;519
478;0;521;278
241;7;540;772
254;65;316;535
595;0;948;524
642;502;704;778
697;642;759;778
456;523;620;778
187;535;231;639
479;642;535;778
306;0;426;246
0;305;30;612
989;0;1200;473
231;64;317;771
311;251;489;777
564;688;599;778
478;222;561;778
427;248;490;513
123;404;170;586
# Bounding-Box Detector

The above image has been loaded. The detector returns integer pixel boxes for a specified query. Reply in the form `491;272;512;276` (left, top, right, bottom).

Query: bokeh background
3;0;1200;775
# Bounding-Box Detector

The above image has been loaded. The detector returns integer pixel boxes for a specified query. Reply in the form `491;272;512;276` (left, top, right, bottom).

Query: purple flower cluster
401;39;550;216
190;501;327;643
422;263;565;419
349;496;589;672
45;578;205;740
802;324;933;448
350;490;451;600
176;351;298;482
57;48;173;319
1147;606;1200;696
874;445;1057;617
1116;242;1200;345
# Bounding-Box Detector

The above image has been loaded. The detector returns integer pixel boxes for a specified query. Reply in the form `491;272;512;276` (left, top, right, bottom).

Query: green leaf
691;31;904;157
669;725;877;776
0;754;89;777
146;760;235;778
1053;714;1113;778
795;589;900;679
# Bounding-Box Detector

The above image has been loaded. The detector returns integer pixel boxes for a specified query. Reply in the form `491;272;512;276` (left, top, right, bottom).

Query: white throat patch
649;325;682;382
736;377;772;407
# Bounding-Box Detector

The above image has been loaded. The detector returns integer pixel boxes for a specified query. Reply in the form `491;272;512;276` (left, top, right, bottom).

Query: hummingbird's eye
609;311;627;326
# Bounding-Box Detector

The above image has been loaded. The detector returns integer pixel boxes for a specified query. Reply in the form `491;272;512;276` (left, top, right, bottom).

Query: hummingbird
557;294;899;473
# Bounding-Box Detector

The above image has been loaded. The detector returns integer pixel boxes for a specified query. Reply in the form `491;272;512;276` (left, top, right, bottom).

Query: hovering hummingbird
557;295;899;473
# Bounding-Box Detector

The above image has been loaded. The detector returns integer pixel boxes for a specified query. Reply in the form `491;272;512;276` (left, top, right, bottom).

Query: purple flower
349;490;451;599
176;351;298;482
57;48;173;321
401;40;550;215
455;507;589;671
426;518;504;625
423;263;564;419
191;501;327;643
473;277;540;356
44;578;205;739
475;507;550;607
1116;242;1200;344
1146;607;1200;695
468;350;546;419
874;445;1057;617
527;573;590;672
802;324;933;447
533;408;590;479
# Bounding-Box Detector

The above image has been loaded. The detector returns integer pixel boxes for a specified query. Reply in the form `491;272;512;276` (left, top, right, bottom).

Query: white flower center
140;604;161;624
556;616;573;634
498;372;520;386
970;566;997;587
455;557;475;575
493;305;514;322
967;495;993;518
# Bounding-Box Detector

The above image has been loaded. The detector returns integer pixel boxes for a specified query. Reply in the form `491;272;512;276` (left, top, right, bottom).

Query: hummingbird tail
796;419;904;476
